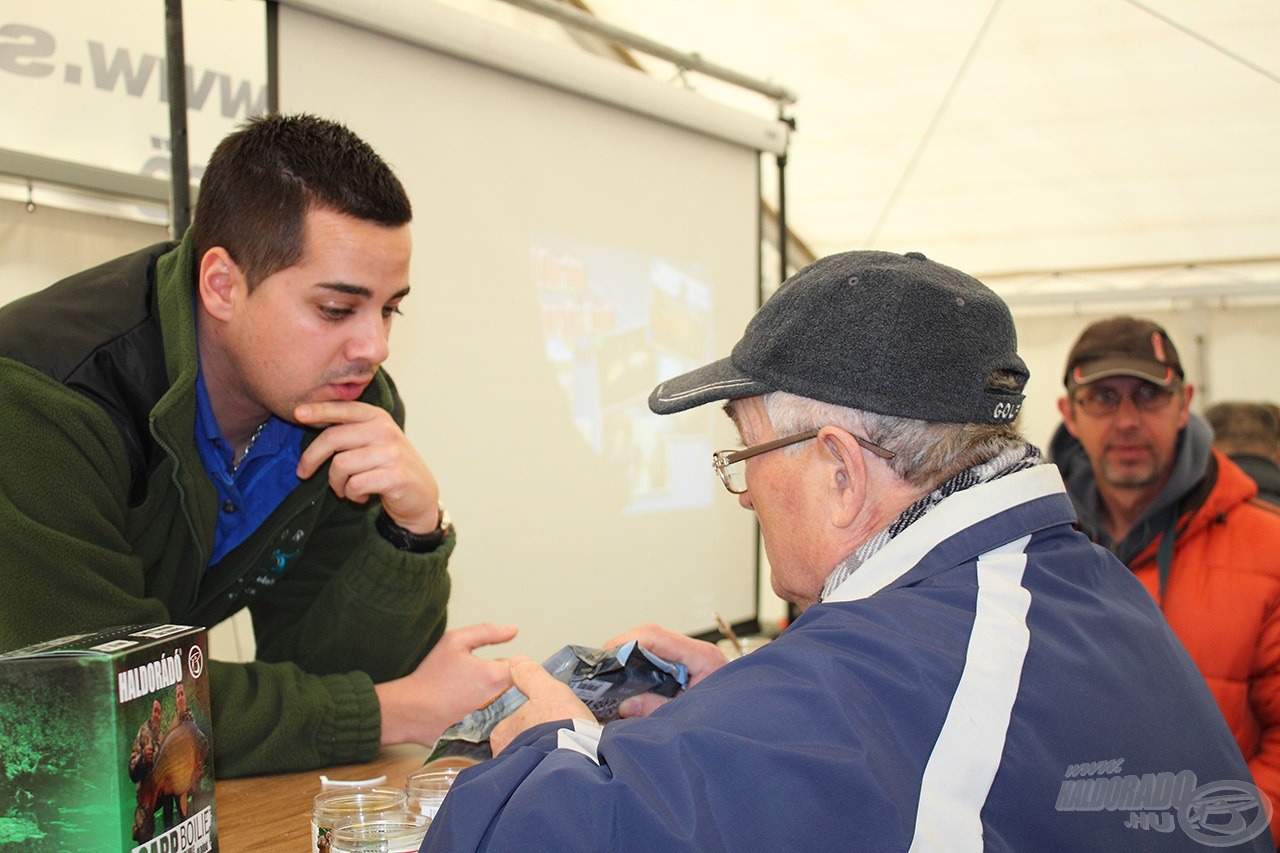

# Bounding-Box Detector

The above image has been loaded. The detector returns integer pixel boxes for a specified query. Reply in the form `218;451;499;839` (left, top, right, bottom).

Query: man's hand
376;623;518;747
605;624;729;718
490;656;593;756
294;401;440;533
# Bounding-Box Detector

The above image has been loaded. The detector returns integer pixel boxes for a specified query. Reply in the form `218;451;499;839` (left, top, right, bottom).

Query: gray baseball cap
648;250;1027;425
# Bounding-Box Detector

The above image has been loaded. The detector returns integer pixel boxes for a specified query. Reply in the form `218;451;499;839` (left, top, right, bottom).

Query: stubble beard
1100;456;1163;490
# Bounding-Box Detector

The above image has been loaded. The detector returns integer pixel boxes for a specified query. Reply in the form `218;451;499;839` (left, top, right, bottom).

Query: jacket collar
826;465;1075;603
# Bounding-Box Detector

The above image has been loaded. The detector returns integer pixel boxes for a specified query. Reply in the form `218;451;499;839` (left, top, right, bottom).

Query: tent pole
165;0;191;238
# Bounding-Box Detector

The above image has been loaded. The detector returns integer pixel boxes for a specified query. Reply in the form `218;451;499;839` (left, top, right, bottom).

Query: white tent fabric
456;0;1280;299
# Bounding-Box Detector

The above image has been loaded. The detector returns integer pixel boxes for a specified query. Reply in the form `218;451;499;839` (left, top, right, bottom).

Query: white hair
759;383;1026;491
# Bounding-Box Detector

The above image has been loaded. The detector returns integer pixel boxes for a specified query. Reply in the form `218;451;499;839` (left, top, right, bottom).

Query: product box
0;624;217;852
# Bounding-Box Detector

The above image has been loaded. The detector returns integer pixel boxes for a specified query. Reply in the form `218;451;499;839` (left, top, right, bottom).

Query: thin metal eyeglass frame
1073;383;1176;417
711;427;896;495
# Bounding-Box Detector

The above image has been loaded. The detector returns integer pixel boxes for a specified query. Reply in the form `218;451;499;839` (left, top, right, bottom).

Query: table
214;743;430;851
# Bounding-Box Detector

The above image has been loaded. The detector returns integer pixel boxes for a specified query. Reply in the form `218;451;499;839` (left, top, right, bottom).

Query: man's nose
1112;393;1144;424
347;315;390;364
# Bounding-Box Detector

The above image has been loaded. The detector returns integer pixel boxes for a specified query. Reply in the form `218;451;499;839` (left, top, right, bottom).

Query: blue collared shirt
193;367;305;567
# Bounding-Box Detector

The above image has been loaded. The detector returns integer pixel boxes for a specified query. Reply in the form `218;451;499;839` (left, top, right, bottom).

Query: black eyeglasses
711;428;895;495
1073;382;1177;417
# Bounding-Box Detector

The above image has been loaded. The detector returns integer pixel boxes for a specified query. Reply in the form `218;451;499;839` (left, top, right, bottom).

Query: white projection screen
276;2;784;658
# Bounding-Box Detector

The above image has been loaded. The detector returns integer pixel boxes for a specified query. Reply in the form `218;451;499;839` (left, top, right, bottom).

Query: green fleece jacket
0;234;451;777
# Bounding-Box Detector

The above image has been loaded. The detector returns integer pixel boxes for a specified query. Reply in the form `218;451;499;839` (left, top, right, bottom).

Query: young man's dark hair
191;113;413;289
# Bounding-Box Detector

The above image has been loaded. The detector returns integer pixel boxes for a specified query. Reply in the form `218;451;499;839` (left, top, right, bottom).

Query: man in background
1206;401;1280;506
128;700;165;783
1049;315;1280;844
0;113;514;777
422;253;1270;851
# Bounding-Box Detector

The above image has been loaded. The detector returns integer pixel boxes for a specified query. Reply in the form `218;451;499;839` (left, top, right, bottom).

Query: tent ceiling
462;0;1280;301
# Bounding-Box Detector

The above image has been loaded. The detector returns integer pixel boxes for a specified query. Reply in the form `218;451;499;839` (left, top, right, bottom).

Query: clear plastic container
404;766;461;819
312;786;408;853
331;811;432;853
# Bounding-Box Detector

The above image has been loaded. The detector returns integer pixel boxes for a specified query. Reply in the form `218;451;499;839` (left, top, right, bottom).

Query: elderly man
1050;317;1280;845
421;252;1270;851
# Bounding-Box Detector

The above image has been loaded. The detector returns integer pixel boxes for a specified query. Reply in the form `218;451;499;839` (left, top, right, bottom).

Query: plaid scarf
820;443;1044;601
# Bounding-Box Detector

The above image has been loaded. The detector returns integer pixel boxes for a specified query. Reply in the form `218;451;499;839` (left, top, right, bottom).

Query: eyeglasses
1073;382;1177;417
711;428;895;495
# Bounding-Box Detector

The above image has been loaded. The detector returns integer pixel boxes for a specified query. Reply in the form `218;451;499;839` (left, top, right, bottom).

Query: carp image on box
130;684;210;843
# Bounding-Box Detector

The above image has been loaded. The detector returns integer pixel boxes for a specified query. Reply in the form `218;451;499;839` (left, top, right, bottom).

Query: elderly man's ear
821;428;868;529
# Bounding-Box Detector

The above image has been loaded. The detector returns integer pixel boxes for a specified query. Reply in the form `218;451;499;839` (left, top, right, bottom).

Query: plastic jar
312;787;408;853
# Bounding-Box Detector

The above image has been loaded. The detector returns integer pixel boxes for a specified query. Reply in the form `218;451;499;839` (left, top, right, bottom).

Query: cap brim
648;357;773;415
1069;357;1179;388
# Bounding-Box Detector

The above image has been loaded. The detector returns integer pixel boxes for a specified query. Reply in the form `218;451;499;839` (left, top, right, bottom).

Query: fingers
470;658;515;699
294;401;378;427
490;656;594;755
506;656;586;711
606;623;728;685
294;403;396;481
292;403;440;529
447;622;519;652
509;656;555;695
616;693;670;719
606;623;675;650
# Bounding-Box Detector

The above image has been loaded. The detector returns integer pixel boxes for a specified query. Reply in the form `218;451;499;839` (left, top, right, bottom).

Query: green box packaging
0;624;217;852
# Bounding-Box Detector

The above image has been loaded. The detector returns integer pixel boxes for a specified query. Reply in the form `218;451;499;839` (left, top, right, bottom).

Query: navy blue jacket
423;465;1270;851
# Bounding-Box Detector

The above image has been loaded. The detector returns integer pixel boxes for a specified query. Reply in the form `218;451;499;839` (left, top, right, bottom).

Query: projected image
532;236;718;513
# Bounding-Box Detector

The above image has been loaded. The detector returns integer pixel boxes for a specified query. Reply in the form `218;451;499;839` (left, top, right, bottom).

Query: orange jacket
1129;449;1280;844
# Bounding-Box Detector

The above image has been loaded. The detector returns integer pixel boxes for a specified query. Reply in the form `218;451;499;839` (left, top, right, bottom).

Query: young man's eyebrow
315;283;411;300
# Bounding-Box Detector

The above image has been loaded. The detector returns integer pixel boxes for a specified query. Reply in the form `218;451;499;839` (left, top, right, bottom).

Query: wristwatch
376;506;450;553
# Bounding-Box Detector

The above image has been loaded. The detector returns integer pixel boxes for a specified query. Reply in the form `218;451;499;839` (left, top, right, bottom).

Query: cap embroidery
1151;331;1166;362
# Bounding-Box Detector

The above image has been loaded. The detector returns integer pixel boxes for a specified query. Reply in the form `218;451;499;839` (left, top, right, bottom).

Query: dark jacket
0;234;452;777
1231;454;1280;508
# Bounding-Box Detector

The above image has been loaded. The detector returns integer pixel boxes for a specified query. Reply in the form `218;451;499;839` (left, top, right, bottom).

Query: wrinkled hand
295;401;440;533
605;624;728;718
490;656;593;756
376;623;518;747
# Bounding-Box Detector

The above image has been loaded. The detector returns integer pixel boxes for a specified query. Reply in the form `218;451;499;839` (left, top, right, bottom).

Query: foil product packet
424;641;687;768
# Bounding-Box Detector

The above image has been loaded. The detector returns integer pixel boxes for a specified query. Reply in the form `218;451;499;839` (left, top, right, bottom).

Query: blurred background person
1206;401;1280;507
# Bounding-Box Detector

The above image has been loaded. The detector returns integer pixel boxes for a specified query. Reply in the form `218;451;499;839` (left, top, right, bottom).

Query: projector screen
276;2;773;658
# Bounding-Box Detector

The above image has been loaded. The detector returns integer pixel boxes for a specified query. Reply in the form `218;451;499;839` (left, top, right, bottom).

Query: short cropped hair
191;113;412;289
761;370;1027;493
1205;402;1280;458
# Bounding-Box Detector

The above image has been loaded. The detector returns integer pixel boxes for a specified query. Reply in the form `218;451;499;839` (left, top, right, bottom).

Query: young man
0;114;515;777
421;253;1271;851
1050;316;1280;845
